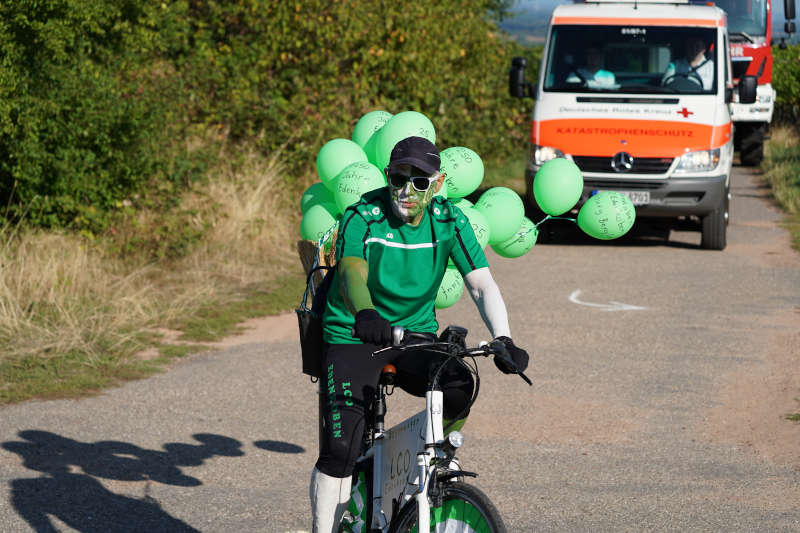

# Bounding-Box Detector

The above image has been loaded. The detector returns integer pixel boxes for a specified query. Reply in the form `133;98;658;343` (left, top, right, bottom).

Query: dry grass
0;229;161;361
763;125;800;250
0;147;303;402
172;148;299;289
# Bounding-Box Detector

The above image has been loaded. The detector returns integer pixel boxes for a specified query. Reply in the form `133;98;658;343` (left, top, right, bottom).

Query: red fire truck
715;0;797;165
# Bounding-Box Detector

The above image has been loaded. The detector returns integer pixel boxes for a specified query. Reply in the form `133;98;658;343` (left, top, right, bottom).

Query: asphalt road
1;165;799;532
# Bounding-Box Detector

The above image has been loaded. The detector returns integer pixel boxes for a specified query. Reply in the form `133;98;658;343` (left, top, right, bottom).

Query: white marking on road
569;289;647;311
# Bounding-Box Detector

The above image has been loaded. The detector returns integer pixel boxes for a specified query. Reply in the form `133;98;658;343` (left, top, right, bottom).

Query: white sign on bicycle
381;410;425;518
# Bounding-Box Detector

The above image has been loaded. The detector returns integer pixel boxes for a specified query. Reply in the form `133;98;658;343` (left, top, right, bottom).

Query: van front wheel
700;202;727;250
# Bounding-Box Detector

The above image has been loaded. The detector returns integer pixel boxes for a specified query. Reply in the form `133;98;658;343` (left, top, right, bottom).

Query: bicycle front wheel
389;482;506;533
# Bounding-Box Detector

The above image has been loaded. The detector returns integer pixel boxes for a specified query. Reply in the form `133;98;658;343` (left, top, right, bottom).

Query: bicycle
336;325;531;533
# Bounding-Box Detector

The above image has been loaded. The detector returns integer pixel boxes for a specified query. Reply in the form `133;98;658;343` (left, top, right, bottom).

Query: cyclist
310;136;530;533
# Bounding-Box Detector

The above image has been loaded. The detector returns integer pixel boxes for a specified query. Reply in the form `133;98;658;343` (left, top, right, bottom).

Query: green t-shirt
322;187;489;344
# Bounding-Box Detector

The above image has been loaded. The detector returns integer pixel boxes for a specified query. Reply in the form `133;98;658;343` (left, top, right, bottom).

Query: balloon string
534;215;576;228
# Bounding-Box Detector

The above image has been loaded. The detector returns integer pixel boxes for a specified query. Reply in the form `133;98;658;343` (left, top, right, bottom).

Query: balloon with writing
374;111;436;171
459;206;490;249
316;139;367;191
440;147;484;199
435;267;464;309
333;161;386;213
352;110;392;148
300;202;339;247
577;191;636;240
491;217;538;258
474;187;524;244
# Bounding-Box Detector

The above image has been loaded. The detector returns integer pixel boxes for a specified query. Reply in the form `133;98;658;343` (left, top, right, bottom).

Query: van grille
583;180;666;191
572;156;673;174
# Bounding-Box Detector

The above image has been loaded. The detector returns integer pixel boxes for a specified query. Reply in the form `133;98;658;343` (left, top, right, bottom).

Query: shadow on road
533;218;703;249
2;430;244;532
253;440;305;453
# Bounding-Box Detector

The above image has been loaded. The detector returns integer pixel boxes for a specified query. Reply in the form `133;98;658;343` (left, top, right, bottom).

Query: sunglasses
387;172;438;192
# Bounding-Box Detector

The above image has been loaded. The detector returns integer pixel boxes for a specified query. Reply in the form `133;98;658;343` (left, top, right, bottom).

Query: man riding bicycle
310;136;530;533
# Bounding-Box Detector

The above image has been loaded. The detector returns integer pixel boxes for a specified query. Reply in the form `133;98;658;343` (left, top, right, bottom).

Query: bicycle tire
388;482;506;533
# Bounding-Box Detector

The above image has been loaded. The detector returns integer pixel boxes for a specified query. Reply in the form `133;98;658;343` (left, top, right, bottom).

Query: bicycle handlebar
381;326;532;386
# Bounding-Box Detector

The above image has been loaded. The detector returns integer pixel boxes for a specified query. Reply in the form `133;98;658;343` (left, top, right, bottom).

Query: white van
510;0;757;250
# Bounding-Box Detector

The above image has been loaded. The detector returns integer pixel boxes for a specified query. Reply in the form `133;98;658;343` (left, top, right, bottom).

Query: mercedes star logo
611;152;634;172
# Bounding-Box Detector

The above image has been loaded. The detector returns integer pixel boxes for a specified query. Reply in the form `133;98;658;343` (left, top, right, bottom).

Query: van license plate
617;191;650;206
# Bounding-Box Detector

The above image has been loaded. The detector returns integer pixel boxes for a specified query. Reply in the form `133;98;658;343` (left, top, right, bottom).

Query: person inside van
662;37;714;90
566;45;616;87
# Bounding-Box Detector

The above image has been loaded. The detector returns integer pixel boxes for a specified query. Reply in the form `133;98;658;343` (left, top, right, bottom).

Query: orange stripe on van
552;16;724;27
532;119;732;158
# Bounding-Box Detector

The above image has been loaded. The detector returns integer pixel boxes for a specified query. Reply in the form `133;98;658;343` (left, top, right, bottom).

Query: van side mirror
725;87;734;103
509;57;535;99
738;75;757;104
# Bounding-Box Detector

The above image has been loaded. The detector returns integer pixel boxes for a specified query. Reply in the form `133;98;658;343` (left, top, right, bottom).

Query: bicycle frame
347;387;444;532
337;328;528;532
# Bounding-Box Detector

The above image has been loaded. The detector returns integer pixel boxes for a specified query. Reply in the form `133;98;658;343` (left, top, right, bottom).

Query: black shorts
315;340;475;478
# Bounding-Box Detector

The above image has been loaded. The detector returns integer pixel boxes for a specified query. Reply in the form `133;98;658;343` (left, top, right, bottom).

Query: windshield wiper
729;31;755;43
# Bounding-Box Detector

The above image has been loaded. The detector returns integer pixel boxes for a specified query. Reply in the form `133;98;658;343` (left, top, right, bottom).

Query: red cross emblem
677;107;694;118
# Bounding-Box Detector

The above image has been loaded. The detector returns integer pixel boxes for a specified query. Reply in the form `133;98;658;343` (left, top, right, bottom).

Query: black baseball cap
387;136;441;175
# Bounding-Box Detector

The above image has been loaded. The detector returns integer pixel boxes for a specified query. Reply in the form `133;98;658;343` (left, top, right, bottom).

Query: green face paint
389;171;439;225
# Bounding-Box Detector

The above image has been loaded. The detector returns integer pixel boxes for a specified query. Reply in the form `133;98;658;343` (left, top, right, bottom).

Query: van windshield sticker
621;27;646;35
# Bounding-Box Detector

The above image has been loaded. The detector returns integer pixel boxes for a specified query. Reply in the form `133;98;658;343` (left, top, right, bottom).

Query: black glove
353;309;392;346
492;336;530;374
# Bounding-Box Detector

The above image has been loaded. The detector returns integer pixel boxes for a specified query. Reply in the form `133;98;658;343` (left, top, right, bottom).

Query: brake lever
368;326;406;356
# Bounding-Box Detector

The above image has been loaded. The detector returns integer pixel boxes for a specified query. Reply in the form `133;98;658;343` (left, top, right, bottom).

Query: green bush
161;0;535;169
772;44;800;125
1;0;538;232
0;1;188;231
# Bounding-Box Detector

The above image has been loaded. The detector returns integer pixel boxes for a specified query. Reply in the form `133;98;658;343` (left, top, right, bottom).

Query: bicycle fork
415;388;444;532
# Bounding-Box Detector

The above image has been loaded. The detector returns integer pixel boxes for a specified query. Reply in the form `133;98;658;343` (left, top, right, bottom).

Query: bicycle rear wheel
389;482;506;533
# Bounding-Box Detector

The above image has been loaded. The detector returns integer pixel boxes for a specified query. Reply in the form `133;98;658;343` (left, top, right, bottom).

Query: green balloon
451;197;474;210
316;139;367;191
533;158;584;216
333;161;386;213
458;206;490;249
435;267;464;309
352;110;393;148
300;202;339;243
300;182;335;214
374;111;436;171
490;217;538;258
474;187;525;244
440;147;484;199
577;191;636;240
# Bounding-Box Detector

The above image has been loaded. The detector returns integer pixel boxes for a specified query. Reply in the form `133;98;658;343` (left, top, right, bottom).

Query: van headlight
674;148;720;173
532;145;565;165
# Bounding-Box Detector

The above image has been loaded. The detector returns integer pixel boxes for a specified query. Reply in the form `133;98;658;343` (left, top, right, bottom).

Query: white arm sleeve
463;267;511;339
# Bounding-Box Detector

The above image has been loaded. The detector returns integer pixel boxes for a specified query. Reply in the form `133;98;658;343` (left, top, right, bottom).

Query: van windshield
543;25;718;94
